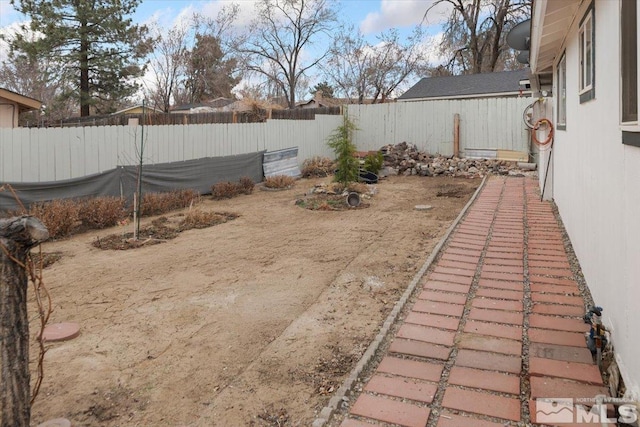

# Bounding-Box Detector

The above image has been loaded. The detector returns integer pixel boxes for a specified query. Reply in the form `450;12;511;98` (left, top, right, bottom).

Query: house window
557;53;567;129
621;0;637;124
579;4;595;103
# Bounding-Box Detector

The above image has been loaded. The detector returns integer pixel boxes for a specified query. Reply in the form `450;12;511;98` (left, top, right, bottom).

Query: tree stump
0;216;48;427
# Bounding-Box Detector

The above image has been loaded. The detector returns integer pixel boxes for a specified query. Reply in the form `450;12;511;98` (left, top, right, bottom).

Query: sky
0;0;446;34
0;0;449;99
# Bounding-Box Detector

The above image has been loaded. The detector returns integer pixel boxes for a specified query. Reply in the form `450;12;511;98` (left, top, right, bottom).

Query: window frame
621;0;640;146
621;0;637;126
557;53;567;130
578;3;595;104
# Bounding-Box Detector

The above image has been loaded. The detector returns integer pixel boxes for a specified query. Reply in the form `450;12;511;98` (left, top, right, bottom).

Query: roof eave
530;0;582;75
398;91;531;102
0;88;42;111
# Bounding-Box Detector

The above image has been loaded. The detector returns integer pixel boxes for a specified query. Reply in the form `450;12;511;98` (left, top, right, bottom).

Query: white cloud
360;0;450;34
417;31;446;66
0;0;16;26
0;20;31;62
201;0;259;29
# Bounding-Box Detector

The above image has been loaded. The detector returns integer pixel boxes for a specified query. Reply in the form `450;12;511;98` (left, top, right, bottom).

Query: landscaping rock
379;142;529;178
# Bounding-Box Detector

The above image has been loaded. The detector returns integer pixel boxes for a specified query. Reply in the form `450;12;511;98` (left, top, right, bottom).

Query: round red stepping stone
42;322;80;342
37;418;71;427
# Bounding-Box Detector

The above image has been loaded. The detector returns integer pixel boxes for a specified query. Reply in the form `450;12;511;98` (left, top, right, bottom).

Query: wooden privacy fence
0;97;532;183
28;106;343;128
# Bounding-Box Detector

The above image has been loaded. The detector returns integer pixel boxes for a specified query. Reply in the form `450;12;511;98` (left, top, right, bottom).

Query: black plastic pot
359;170;379;184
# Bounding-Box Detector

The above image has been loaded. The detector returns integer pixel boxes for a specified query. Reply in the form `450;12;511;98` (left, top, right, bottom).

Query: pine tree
10;0;152;116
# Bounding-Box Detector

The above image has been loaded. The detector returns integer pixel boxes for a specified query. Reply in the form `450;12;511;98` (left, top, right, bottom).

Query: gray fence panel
0;98;531;183
0;152;265;211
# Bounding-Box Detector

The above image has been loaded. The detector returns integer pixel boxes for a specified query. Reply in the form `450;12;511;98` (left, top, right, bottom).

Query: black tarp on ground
0;151;265;211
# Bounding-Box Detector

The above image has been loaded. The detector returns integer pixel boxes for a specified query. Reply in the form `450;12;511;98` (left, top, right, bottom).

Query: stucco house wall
0;97;20;128
533;0;640;399
0;88;42;128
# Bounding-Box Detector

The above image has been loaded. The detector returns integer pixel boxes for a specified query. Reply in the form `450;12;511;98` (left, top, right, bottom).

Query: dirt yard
28;175;479;427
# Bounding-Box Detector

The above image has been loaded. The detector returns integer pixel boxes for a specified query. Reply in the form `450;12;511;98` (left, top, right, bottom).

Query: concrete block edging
312;175;488;427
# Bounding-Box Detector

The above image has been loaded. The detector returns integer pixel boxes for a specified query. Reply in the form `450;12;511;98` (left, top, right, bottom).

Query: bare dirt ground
28;175;479;427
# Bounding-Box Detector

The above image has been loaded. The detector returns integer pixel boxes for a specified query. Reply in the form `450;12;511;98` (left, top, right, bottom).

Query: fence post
453;113;460;158
0;216;49;427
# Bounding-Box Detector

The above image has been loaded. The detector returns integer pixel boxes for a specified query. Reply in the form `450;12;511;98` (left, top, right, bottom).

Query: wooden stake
453;113;460;158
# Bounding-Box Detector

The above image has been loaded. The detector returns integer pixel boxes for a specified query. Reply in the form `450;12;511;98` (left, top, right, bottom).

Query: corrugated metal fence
347;97;532;156
0;97;531;183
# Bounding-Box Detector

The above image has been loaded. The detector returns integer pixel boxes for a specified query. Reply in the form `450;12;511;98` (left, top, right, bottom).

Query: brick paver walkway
338;176;611;427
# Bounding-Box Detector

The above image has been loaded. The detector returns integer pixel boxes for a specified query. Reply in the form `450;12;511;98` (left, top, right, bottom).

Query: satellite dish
507;19;531;51
517;50;530;65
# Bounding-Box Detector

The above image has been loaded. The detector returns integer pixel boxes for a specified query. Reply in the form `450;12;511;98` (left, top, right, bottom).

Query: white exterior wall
549;0;640;398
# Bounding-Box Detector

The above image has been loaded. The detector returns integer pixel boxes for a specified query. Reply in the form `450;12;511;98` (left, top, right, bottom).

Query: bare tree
239;0;338;109
368;28;428;103
426;0;531;74
0;52;76;124
1;216;49;427
145;25;189;113
323;25;371;103
145;6;240;109
322;25;428;103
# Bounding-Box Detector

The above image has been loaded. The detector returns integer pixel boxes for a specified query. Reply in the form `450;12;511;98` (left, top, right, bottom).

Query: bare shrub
179;209;239;231
79;197;127;229
172;189;200;208
140;189;199;216
29;199;80;239
347;182;369;194
302;156;334;178
211;181;242;199
238;176;255;195
264;175;296;189
140;192;172;216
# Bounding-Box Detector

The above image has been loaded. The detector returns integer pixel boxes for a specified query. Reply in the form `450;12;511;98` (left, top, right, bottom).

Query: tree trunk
80;19;90;117
0;217;49;427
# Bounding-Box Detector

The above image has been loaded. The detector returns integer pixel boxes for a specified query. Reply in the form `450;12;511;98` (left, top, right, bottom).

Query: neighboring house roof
111;105;164;115
0;87;42;112
171;97;236;113
398;69;531;101
296;91;384;108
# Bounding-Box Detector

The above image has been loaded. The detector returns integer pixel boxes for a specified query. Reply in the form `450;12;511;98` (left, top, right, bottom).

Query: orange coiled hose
532;118;554;148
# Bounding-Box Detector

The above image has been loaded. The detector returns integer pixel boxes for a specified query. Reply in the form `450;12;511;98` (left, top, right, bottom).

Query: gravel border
311;175;488;427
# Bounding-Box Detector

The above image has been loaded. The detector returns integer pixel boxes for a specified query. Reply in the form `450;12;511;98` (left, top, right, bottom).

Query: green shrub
327;116;359;186
363;151;384;174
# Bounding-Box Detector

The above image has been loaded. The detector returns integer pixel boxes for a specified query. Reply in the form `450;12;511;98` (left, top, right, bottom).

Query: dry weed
29;199;80;239
79;196;127;229
239;176;255;195
301;156;334;178
264;175;295;189
211;181;242;199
